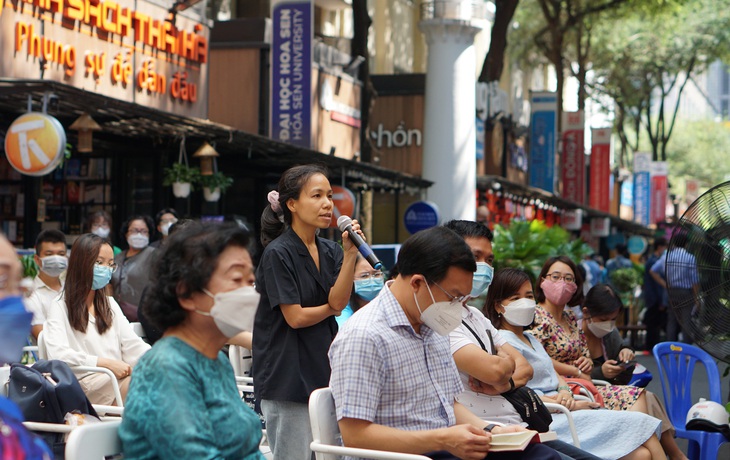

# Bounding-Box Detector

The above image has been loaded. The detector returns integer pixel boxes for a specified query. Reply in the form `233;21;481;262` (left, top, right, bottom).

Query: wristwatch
483;423;498;433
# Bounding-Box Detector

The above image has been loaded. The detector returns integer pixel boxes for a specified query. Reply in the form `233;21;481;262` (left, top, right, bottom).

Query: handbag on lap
461;322;553;433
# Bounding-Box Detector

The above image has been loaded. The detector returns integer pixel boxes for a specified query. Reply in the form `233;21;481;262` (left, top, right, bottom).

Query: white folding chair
543;402;581;447
37;331;124;416
229;345;253;377
308;387;430;460
130;322;147;342
65;419;123;460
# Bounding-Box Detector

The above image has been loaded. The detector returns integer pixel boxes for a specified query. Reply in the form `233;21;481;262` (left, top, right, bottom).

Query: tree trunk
352;0;374;163
479;0;520;83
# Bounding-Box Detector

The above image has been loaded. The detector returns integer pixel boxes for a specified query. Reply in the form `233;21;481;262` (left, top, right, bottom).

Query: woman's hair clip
267;190;282;214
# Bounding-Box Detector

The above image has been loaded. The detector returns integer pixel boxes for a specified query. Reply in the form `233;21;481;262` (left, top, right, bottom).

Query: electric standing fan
665;180;730;362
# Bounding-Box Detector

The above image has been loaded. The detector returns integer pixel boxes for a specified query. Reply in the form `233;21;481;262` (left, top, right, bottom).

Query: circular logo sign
4;113;66;176
404;201;440;234
330;186;356;228
627;236;648;255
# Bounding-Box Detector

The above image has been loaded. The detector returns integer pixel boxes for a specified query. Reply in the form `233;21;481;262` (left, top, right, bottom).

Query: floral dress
528;305;643;411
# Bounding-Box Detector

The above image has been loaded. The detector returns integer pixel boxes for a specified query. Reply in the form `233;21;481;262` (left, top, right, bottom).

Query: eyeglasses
160;219;178;225
355;271;384;281
429;279;472;306
128;228;149;235
95;261;118;273
545;272;575;284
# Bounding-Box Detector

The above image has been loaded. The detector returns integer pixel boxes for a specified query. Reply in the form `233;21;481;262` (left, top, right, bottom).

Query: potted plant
163;163;200;198
199;172;234;202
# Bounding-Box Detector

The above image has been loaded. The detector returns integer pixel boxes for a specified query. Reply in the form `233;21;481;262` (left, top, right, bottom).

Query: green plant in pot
199;172;233;202
163;163;201;198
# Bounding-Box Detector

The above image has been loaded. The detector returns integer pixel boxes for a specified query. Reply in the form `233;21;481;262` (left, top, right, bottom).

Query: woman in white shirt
44;233;150;405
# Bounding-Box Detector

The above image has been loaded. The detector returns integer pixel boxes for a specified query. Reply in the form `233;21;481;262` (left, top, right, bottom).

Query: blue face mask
354;278;385;301
92;265;113;290
471;262;494;297
0;296;33;365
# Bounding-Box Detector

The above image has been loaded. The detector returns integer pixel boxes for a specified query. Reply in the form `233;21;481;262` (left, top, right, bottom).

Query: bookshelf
0;155;114;244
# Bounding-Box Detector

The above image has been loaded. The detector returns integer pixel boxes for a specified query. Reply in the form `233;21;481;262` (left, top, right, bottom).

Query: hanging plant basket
203;187;221;202
163;136;200;198
172;181;192;198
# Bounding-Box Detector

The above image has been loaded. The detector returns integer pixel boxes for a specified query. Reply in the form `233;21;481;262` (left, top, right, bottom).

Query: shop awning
478;175;655;237
0;79;432;193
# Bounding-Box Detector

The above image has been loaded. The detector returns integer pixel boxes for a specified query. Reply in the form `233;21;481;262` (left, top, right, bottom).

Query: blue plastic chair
653;342;729;460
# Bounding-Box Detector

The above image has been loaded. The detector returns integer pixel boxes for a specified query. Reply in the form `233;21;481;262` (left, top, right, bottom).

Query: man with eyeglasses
26;229;68;340
329;227;562;460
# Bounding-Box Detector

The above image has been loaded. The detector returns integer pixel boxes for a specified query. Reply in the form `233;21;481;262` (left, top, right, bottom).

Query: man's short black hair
443;220;494;241
395;226;476;283
35;229;66;254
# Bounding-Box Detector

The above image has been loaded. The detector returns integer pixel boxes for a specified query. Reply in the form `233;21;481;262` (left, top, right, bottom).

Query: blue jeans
261;399;313;460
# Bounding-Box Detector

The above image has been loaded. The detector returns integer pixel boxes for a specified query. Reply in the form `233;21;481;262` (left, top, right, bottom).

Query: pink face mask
540;278;578;306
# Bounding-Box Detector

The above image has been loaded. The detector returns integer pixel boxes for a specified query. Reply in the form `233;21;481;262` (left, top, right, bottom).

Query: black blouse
252;228;342;403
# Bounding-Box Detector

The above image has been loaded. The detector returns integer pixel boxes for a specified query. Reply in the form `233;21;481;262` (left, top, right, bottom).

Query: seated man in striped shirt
328;226;562;460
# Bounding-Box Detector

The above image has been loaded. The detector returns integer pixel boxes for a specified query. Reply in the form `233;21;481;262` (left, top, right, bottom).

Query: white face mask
413;283;462;336
160;222;174;236
194;286;261;338
502;298;537;327
92;227;110;238
40;255;68;278
127;234;149;249
587;319;616;338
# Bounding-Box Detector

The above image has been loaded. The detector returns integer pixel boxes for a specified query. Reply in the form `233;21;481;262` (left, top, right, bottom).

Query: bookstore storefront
1;0;431;248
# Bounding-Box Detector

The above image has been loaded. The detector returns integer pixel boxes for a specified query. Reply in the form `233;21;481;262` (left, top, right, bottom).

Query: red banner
561;111;585;203
590;128;611;212
651;162;668;224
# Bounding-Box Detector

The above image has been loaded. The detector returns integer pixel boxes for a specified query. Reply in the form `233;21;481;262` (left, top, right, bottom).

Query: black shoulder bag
461;321;552;433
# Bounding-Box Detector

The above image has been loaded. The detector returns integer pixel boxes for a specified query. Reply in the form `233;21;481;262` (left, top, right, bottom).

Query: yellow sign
4;112;66;176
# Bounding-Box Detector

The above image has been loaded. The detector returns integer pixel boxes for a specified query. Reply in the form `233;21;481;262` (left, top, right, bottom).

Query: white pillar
419;1;484;222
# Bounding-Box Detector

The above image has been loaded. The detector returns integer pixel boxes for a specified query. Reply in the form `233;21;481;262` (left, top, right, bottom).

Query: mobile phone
615;360;637;369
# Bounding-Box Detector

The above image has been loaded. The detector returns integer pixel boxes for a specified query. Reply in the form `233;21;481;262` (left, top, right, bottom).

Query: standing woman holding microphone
253;164;360;460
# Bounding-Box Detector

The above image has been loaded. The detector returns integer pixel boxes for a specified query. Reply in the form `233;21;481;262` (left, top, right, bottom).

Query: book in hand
489;430;558;452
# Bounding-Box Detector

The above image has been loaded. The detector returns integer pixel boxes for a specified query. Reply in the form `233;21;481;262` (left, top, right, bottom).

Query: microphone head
337;215;353;232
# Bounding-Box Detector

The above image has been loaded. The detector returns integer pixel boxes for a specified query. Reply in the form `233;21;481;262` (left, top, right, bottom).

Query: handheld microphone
337;216;383;270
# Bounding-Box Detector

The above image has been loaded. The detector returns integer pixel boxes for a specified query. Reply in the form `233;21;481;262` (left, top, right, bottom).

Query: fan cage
666;180;730;364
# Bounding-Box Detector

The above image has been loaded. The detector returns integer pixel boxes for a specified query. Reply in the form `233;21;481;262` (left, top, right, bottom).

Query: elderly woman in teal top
119;223;264;460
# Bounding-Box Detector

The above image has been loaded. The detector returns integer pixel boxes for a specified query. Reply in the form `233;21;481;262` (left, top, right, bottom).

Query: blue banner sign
271;1;312;148
633;152;652;226
529;92;557;192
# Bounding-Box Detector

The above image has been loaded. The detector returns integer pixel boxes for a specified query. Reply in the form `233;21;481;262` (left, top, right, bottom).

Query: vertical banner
561;111;585;203
650;161;668;224
271;0;312;148
529;92;558;192
590;128;611;212
633;152;652;226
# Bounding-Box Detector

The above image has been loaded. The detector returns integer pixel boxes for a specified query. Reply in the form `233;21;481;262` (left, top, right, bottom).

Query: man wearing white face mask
26;229;68;339
329;227;562;460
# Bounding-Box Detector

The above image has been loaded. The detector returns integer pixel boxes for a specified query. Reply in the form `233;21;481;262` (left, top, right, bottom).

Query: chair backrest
309;387;341;460
36;331;48;360
130;322;146;341
653;342;723;428
0;366;10;397
229;345;252;377
65;419;122;460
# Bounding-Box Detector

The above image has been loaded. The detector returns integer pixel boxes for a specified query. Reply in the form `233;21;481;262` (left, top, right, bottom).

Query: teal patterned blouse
119;337;264;460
